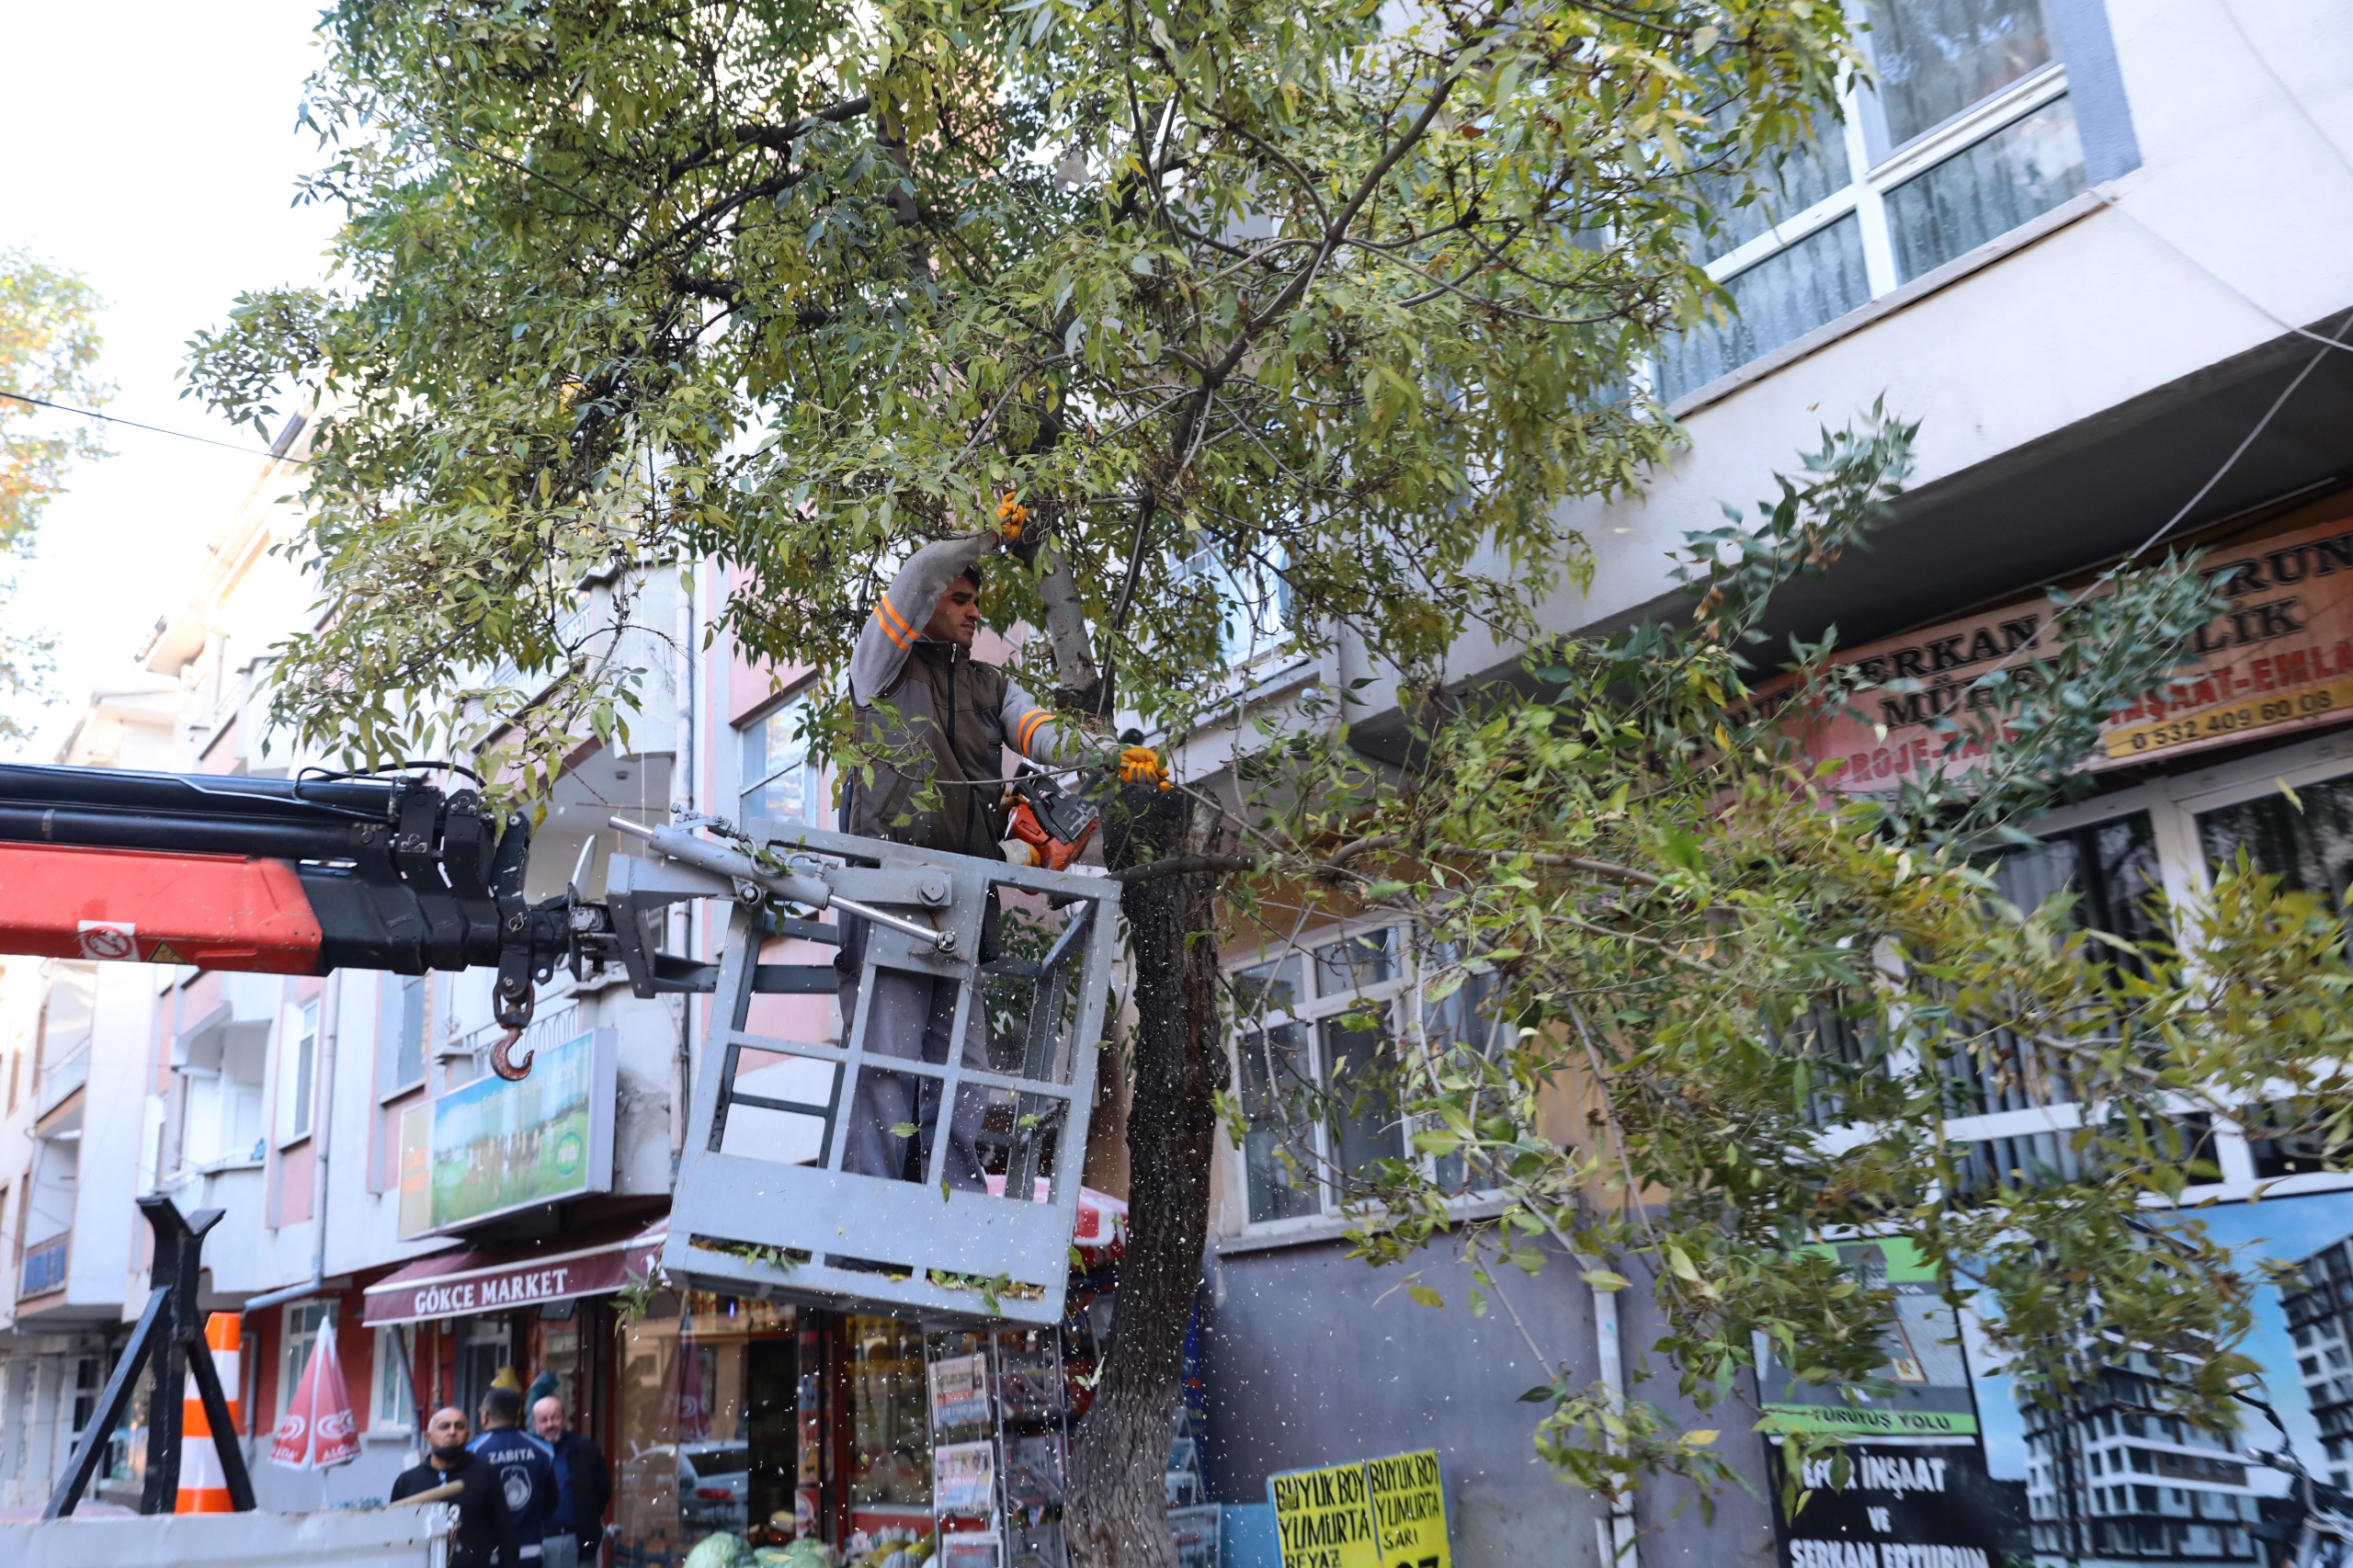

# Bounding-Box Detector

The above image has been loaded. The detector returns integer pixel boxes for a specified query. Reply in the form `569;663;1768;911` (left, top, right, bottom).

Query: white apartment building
0;3;2348;1562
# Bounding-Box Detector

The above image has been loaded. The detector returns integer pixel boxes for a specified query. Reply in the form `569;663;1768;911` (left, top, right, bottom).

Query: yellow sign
2104;672;2353;760
1271;1452;1449;1568
1269;1461;1381;1568
1364;1450;1450;1568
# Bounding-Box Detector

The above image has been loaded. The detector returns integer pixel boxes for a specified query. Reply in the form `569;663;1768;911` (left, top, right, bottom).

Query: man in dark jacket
533;1393;614;1568
392;1405;519;1568
470;1385;561;1562
837;513;1163;1186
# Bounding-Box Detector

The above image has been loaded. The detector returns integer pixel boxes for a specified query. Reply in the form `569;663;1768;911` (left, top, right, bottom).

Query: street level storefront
361;1204;1124;1568
592;1235;1120;1565
1761;484;2353;1566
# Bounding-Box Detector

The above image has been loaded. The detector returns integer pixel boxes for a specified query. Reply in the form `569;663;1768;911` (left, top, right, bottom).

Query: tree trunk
1067;785;1225;1568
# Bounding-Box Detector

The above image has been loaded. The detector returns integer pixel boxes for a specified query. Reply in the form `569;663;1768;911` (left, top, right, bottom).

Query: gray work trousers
837;965;991;1190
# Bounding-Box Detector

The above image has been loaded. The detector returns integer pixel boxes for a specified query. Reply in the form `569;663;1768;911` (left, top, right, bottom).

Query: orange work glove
995;491;1029;543
1118;744;1170;789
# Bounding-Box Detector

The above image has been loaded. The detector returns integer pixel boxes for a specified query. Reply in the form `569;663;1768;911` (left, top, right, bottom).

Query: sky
0;0;342;759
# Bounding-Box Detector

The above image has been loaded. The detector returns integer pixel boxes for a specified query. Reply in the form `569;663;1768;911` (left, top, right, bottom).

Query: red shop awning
362;1218;665;1326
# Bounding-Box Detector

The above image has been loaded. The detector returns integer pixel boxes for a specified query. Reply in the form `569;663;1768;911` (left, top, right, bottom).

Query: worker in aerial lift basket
836;495;1164;1189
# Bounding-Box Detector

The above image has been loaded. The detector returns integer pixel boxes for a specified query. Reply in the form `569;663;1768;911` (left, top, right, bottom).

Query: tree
1280;419;2353;1525
0;249;108;741
181;0;2064;1558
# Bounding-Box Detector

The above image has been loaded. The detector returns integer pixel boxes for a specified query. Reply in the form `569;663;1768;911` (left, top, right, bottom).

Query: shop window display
616;1291;800;1563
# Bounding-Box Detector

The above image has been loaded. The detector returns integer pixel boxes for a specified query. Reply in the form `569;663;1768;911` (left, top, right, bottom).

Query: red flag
270;1323;360;1471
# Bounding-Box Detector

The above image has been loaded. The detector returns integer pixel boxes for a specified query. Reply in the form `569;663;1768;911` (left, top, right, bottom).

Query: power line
0;390;312;465
2126;306;2353;562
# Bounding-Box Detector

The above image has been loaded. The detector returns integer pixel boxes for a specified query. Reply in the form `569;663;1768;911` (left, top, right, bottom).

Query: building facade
0;3;2350;1564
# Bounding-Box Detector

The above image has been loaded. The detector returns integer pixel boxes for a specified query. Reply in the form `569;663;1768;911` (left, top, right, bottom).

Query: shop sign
1760;1240;2009;1568
1786;513;2353;793
361;1229;660;1324
397;1028;617;1237
1269;1450;1448;1568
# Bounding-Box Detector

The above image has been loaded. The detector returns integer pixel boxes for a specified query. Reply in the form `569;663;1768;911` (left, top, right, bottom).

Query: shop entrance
459;1316;512;1419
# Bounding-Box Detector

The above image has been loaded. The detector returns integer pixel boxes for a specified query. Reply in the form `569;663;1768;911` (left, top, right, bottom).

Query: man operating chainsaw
836;496;1164;1188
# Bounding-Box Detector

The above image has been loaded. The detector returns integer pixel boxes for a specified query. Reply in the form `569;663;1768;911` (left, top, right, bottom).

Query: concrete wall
1200;1238;1610;1568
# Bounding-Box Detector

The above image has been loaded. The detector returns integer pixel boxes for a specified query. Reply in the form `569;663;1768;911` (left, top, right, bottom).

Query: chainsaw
1000;764;1101;871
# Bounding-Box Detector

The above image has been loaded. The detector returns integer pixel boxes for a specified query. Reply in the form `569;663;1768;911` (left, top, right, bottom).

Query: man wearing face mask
835;502;1165;1187
392;1405;520;1568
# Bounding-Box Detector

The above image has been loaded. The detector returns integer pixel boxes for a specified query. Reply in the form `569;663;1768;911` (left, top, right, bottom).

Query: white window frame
1937;724;2353;1207
372;1325;415;1433
738;688;824;831
280;1300;333;1424
1176;541;1299;679
275;999;319;1148
1663;0;2086;400
1222;920;1505;1244
380;975;428;1105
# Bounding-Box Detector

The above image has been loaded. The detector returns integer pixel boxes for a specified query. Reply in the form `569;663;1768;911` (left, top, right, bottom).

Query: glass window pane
1313;928;1397;996
847;1316;928;1506
740;700;814;826
1656;216;1872;403
1986;812;2165;959
1231;955;1303;1019
1887;97;2085;280
2199;775;2353;916
1423;970;1501;1194
1235;1024;1319;1222
1322;1012;1402;1187
1864;0;2053;146
1690;104;1851;265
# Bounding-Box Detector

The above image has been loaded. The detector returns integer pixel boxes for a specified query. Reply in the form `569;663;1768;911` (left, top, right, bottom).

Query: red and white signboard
361;1223;665;1326
270;1324;359;1471
1786;511;2353;792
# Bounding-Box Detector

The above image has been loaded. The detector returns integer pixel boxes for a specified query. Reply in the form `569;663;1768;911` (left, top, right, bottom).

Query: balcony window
740;694;820;829
1660;0;2091;402
1863;0;2054;146
177;1020;268;1170
1177;543;1294;672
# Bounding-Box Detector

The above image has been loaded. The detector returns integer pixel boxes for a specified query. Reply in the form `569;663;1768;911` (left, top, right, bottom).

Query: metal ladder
624;821;1120;1325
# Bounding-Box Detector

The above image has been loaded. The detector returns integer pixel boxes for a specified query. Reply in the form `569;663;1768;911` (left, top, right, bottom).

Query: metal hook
489;1028;534;1082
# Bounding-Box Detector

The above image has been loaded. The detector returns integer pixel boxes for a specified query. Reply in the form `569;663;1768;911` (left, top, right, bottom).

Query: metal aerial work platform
613;816;1121;1327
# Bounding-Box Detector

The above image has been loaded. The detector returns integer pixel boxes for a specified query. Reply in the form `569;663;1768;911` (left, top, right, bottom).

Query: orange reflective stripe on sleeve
873;596;916;648
1017;709;1050;751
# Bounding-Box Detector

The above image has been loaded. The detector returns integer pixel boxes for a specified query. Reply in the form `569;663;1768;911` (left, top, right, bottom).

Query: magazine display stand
926;1328;1072;1568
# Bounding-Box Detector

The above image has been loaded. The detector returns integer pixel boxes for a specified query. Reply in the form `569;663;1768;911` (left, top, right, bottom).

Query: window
740;696;820;829
1659;0;2088;401
374;1325;416;1431
1228;926;1497;1227
2197;774;2353;920
1178;543;1294;670
379;976;426;1100
277;999;319;1145
37;962;97;1111
281;1301;333;1420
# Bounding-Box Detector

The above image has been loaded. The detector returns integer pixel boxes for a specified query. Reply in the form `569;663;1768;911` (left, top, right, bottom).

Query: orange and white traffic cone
176;1312;243;1513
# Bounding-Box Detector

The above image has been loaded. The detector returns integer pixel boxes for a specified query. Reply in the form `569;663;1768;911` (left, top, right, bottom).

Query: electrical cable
0;390;313;464
2126;306;2353;561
